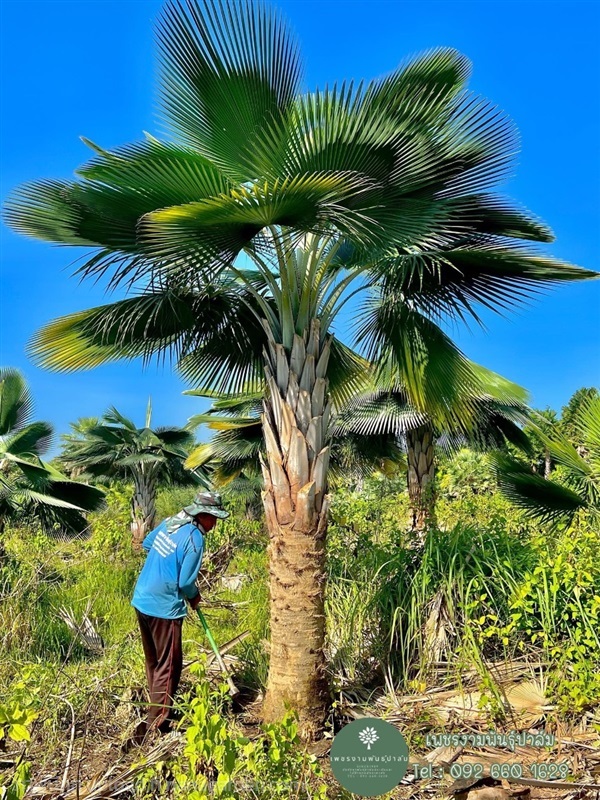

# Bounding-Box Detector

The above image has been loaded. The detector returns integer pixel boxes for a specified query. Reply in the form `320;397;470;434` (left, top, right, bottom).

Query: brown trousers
136;609;183;732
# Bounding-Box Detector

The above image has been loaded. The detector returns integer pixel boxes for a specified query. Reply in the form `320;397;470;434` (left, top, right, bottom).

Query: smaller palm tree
492;395;600;523
522;408;559;479
0;368;105;535
333;362;532;532
59;399;206;544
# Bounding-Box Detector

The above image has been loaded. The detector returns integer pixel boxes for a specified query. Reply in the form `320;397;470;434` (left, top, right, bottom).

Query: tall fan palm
4;0;596;735
0;369;105;534
59;401;205;544
492;396;600;523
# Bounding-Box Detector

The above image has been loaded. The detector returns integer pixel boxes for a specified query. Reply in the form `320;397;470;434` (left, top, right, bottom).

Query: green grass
2;466;600;797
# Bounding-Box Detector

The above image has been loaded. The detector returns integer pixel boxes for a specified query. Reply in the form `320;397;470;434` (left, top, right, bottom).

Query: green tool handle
196;608;239;696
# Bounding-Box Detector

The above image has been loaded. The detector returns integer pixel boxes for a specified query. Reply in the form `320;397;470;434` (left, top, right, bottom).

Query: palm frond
329;431;406;485
28;282;268;383
0;368;36;434
491;452;586;523
103;407;137;431
3;421;53;458
141;172;376;273
374;244;595;325
355;295;481;428
154;427;196;445
333;390;428;437
156;0;303;177
575;394;600;478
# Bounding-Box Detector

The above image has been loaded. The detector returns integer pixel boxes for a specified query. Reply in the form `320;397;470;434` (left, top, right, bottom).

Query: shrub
134;659;328;800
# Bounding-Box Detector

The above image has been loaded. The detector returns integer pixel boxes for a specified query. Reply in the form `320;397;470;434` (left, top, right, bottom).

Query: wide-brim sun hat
183;491;230;519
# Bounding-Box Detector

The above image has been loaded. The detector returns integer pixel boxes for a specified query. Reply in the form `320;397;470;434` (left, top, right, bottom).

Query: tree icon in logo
358;726;379;750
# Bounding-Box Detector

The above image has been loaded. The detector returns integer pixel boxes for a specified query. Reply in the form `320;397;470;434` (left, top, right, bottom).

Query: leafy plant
0;368;105;535
135;659;327;800
0;702;37;744
0;701;35;800
0;762;31;800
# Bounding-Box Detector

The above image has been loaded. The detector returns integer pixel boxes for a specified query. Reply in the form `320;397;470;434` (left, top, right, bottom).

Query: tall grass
374;523;535;689
2;469;599;770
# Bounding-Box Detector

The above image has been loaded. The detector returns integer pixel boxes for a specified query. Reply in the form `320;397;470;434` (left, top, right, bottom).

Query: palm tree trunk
544;449;552;479
260;320;331;740
131;467;157;548
406;424;436;537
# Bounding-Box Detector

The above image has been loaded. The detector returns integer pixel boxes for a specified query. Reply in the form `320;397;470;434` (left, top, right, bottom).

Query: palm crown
4;2;593;398
59;400;205;542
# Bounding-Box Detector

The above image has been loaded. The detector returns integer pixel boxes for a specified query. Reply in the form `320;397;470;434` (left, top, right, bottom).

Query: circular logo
330;717;409;797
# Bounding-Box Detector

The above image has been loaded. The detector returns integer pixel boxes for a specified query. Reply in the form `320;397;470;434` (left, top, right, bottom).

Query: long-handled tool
196;608;240;697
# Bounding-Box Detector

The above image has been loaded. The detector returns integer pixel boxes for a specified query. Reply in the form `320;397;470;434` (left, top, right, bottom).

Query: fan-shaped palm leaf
492;396;600;522
0;368;35;435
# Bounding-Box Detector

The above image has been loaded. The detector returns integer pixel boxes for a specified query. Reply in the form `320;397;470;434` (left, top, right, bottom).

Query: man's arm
142;524;161;552
178;530;204;607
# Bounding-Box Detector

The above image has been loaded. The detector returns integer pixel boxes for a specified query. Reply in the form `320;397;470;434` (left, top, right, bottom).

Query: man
131;491;229;740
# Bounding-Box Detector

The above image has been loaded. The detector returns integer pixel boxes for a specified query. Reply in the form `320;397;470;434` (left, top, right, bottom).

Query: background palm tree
189;360;529;535
560;387;599;455
0;369;105;535
522;408;559;479
333;362;531;532
493;395;600;523
59;400;205;545
4;0;596;735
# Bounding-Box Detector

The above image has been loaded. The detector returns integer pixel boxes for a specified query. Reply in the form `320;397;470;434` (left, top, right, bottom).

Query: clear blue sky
1;0;599;454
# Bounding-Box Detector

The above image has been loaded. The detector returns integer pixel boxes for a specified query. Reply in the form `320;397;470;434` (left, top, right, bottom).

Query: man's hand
188;592;202;610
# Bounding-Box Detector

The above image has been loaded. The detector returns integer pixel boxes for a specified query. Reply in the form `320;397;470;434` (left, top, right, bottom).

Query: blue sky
1;0;599;455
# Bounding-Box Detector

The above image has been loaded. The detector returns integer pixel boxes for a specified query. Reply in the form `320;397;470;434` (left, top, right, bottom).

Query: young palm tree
59;401;204;544
493;395;600;523
336;363;532;531
4;0;595;735
0;369;105;534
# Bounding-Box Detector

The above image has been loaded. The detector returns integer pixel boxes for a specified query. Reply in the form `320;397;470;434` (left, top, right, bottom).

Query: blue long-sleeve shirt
131;519;204;619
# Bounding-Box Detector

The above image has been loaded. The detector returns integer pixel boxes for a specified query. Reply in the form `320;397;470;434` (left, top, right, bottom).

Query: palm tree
493;395;600;523
59;400;205;545
0;369;105;535
4;0;595;735
333;362;532;531
522;408;559;479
